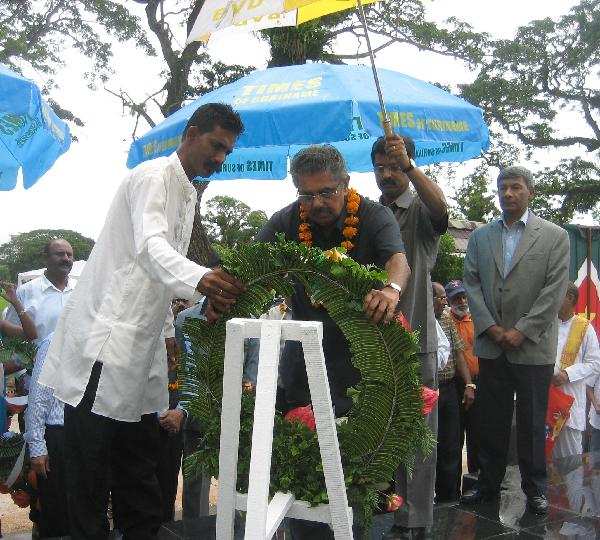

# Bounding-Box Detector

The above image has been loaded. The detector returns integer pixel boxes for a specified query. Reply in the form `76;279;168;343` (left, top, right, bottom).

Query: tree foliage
453;164;498;223
203;196;268;248
262;1;487;67
0;0;154;125
460;0;600;222
0;229;94;281
431;233;464;286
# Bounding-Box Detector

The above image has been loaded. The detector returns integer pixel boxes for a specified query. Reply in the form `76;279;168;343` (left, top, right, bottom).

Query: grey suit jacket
463;212;570;365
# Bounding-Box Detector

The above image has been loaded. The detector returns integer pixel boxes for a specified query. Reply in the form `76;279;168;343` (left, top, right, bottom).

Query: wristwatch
465;383;477;390
384;282;402;296
402;159;415;174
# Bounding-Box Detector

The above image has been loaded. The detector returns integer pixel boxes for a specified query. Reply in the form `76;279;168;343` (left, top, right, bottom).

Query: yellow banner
298;0;379;24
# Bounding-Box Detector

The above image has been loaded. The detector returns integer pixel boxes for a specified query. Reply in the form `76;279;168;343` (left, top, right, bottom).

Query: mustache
205;160;221;173
380;179;397;188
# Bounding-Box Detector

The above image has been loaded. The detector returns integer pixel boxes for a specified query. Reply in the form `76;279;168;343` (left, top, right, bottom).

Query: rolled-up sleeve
129;172;209;300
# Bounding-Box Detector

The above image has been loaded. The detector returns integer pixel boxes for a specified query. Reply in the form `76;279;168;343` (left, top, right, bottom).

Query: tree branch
333;39;396;60
105;87;163;138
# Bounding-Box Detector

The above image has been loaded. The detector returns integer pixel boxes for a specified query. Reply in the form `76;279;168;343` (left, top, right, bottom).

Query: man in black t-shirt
258;145;410;417
258;144;410;539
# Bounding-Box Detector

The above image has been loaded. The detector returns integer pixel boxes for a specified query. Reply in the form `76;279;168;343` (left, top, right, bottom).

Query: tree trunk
187;183;214;266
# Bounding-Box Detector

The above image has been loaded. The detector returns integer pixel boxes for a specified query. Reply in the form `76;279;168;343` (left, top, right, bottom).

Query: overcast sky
1;0;584;245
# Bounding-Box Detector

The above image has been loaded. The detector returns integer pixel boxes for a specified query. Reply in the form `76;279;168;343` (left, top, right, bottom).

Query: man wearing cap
432;282;475;503
372;135;448;539
445;279;480;477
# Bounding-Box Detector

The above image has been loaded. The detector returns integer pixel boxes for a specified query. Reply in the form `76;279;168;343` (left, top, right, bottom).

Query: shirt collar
499;208;529;229
41;273;75;292
169;152;196;200
560;315;574;326
392;188;414;209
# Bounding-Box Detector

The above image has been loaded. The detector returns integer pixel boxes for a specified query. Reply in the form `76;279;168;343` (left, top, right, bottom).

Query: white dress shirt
25;334;64;458
39;153;209;422
554;316;600;431
6;274;76;344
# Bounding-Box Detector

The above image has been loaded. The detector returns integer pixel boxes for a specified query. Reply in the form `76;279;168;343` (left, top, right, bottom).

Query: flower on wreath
324;248;347;263
284;405;316;431
168;381;180;392
421;386;439;415
386;493;404;512
394;311;412;332
340;240;354;251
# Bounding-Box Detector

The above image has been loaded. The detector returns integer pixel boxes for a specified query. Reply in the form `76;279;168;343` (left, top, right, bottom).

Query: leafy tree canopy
460;0;600;222
0;229;94;281
203;196;268;248
431;233;464;286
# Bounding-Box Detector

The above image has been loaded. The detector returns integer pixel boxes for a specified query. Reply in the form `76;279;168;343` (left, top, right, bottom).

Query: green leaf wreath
181;238;434;530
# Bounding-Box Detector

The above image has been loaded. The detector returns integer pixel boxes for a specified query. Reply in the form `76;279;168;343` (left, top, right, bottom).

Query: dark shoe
460;486;499;505
382;525;413;539
526;495;548;515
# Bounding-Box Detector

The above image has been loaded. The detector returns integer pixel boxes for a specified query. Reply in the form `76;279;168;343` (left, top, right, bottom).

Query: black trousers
37;425;69;538
435;380;461;502
156;426;183;523
457;377;480;475
477;355;553;497
64;362;162;540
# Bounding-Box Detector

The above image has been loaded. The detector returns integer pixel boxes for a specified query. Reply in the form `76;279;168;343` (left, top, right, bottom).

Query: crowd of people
0;101;597;540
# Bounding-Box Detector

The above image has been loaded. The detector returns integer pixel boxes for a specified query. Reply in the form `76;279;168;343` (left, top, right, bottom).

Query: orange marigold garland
298;188;361;252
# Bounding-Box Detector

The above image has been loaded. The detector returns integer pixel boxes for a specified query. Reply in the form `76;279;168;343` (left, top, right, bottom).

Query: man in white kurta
551;282;600;459
39;103;246;539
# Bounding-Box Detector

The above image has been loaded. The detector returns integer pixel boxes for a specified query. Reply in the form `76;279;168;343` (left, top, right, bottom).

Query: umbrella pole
356;0;393;138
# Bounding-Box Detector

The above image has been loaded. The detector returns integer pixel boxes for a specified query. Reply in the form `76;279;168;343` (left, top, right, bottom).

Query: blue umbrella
0;65;71;190
127;63;489;180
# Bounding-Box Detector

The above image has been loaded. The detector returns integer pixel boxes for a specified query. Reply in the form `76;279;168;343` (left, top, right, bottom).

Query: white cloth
589;350;600;431
435;318;451;371
39;153;209;422
554;316;600;431
6;274;76;344
25;334;64;458
553;426;583;459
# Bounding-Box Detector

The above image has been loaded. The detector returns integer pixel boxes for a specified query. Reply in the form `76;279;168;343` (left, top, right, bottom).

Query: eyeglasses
297;184;344;205
433;295;447;301
374;164;403;175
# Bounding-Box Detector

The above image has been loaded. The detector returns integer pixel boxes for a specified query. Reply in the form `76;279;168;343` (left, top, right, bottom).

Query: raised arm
0;282;37;341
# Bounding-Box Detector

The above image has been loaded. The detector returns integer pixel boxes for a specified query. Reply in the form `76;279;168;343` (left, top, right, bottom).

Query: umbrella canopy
0;65;71;190
127;63;490;180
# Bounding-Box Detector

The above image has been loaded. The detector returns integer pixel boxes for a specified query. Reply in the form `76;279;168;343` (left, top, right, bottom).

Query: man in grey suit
461;165;569;515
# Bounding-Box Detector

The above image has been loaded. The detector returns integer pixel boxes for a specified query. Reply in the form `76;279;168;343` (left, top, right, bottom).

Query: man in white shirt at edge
6;238;76;344
38;103;246;540
552;282;600;459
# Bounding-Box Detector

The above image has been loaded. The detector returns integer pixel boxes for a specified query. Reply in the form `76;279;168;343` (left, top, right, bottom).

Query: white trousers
553;426;583;459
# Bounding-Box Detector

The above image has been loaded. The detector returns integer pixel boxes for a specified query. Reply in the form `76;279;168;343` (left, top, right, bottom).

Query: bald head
432;282;447;319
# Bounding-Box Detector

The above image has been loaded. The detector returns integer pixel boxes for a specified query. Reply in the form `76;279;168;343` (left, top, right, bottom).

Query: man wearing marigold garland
372;135;448;540
258;144;410;538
